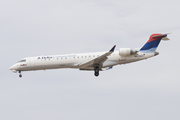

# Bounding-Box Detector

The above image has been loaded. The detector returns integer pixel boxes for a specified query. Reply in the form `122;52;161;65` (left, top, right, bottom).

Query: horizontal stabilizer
152;33;170;38
152;33;170;41
162;37;170;40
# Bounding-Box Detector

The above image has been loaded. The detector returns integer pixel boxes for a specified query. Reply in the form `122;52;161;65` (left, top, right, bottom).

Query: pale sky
1;0;180;120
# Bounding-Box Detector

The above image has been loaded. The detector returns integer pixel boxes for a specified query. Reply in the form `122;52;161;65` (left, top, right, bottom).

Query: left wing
79;45;116;69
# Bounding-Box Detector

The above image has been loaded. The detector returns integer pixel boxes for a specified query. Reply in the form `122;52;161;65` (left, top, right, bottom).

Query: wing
79;45;116;69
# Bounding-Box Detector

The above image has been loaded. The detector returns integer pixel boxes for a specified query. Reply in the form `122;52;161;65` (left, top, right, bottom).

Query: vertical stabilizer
139;33;169;53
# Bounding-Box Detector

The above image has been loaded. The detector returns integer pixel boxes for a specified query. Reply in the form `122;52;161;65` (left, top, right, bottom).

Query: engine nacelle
119;48;136;56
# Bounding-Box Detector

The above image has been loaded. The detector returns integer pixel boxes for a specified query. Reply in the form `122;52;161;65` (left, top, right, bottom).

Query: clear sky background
1;0;180;120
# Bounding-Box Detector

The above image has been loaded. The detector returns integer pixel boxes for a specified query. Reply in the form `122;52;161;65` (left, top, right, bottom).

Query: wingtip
109;45;116;52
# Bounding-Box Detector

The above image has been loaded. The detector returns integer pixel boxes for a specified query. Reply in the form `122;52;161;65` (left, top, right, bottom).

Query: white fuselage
10;50;155;72
9;33;168;77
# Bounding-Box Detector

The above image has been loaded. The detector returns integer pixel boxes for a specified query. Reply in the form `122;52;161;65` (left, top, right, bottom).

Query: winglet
108;66;113;69
109;45;116;52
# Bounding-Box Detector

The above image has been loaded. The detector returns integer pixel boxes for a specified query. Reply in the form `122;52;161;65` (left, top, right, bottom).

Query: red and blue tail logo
139;34;167;53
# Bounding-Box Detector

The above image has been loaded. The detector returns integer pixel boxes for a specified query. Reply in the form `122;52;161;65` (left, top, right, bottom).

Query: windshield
18;59;26;63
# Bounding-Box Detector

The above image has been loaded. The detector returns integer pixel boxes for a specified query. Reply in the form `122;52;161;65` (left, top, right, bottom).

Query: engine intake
119;48;136;56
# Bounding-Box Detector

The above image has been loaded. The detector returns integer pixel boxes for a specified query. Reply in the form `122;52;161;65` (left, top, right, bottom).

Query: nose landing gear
19;71;22;78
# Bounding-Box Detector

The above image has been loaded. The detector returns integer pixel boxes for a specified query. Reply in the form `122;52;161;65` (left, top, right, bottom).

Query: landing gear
94;66;99;77
19;74;22;78
19;71;22;78
94;71;99;76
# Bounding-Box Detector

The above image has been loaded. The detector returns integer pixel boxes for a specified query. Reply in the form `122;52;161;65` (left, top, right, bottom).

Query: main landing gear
19;71;22;78
94;66;99;77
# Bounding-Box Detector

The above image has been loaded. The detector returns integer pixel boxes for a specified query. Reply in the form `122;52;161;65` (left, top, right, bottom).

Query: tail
139;33;170;53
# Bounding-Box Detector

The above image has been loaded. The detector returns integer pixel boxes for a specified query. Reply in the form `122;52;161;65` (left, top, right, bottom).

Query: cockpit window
18;59;26;62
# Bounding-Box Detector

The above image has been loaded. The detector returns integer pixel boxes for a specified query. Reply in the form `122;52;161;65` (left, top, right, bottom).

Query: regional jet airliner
10;33;170;77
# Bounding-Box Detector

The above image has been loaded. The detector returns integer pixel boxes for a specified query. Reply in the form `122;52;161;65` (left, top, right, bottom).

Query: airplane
9;33;170;78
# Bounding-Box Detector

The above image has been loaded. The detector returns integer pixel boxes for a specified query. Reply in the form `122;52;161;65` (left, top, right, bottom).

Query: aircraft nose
9;64;18;71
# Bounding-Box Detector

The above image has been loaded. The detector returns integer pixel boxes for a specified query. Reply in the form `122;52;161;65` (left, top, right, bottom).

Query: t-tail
139;33;170;53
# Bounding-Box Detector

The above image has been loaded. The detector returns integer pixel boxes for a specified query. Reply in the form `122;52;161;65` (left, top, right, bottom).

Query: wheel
94;71;99;77
19;74;22;78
